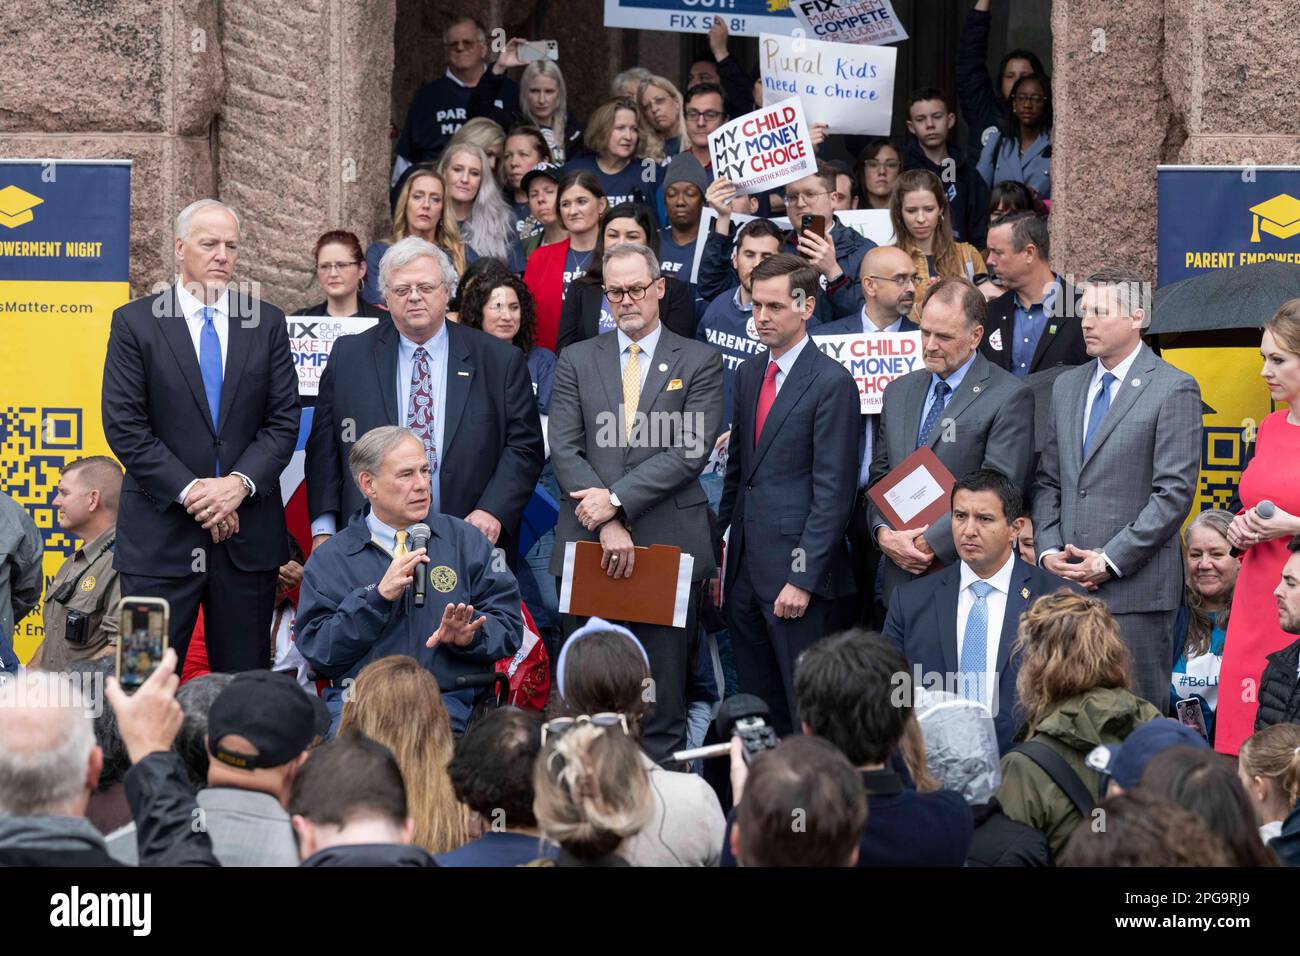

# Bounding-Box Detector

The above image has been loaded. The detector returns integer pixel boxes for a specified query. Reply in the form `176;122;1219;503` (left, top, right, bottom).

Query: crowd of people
4;7;1300;871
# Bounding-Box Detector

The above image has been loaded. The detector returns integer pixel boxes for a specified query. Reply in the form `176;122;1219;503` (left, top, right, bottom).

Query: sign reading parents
708;99;818;196
791;0;908;46
810;330;922;413
760;32;896;135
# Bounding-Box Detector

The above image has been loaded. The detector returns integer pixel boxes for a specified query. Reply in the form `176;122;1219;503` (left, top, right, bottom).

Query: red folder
866;446;957;532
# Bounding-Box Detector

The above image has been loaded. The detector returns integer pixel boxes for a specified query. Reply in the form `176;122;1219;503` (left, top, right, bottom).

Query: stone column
218;0;396;312
0;0;223;296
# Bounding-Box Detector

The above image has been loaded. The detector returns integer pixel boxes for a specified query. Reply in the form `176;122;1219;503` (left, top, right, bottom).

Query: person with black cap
185;668;331;867
658;153;708;313
520;162;567;259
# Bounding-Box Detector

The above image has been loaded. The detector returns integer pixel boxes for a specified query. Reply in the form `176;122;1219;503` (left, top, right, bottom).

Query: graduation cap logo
0;184;43;229
1250;193;1300;242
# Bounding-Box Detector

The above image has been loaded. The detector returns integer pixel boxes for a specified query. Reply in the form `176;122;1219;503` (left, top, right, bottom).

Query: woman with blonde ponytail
1238;723;1300;854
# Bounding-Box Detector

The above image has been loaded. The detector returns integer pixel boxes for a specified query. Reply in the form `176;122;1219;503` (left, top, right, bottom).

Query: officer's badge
80;576;96;592
431;566;457;593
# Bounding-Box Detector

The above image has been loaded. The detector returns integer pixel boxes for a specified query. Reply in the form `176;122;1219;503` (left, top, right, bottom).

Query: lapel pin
658;363;668;372
457;370;470;377
1131;378;1140;387
972;385;981;394
1048;324;1057;334
1021;587;1030;599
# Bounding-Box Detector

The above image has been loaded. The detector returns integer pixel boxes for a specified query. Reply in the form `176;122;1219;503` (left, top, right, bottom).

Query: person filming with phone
296;426;523;734
700;161;873;326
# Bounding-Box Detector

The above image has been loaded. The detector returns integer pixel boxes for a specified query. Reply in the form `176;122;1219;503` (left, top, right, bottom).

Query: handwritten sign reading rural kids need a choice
760;32;896;135
811;330;922;413
708;99;818;195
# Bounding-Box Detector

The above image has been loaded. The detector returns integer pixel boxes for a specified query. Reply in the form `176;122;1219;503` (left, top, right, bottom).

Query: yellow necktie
623;343;641;442
394;530;408;556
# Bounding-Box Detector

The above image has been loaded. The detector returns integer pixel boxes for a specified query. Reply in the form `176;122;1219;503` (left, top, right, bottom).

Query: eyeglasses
1011;94;1046;105
785;190;831;207
317;260;360;274
604;283;654;303
684;109;724;123
390;282;442;299
541;713;629;745
867;274;920;287
863;159;901;171
445;38;478;51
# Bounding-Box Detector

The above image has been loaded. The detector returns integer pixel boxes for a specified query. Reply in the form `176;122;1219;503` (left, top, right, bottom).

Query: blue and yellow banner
0;159;131;663
1156;166;1281;518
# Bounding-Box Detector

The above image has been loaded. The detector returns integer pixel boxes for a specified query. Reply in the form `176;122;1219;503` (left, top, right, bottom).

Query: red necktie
754;361;780;448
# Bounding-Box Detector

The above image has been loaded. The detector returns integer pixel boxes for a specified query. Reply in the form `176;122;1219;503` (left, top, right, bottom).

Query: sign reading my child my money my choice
0;160;131;664
790;0;908;46
602;0;797;38
709;99;818;196
760;32;895;134
811;330;922;413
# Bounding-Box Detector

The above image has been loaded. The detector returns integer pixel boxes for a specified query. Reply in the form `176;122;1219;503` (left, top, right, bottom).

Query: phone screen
117;599;169;693
1176;698;1208;739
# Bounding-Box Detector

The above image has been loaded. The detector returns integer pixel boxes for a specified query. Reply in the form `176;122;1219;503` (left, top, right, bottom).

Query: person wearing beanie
659;154;709;318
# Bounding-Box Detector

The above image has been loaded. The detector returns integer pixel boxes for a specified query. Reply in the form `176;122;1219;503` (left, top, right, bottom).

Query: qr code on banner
0;406;84;558
1196;425;1248;513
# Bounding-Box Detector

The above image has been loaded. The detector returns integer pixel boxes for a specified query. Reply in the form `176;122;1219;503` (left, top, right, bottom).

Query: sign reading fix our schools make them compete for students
760;32;896;135
0;159;132;664
811;330;922;413
790;0;908;46
709;98;818;195
603;0;798;38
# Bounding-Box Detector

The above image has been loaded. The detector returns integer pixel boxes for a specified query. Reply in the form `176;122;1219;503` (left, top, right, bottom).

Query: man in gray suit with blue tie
868;278;1035;606
549;243;724;763
1032;267;1201;713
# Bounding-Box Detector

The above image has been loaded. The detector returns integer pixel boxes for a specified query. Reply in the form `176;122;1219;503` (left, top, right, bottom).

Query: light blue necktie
959;580;994;703
916;380;950;448
199;306;223;473
1082;371;1116;458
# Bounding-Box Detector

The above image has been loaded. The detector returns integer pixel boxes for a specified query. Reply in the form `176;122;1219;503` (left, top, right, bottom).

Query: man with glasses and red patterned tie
548;243;723;765
305;236;543;568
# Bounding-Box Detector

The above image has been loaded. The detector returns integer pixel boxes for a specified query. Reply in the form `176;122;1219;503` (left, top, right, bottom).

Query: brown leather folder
558;541;692;628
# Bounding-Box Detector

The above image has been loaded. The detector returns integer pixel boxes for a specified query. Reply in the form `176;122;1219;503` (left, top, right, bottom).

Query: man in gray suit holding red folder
548;243;724;763
868;278;1035;607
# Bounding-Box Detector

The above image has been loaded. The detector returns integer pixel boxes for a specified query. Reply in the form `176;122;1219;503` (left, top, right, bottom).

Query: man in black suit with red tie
101;199;300;672
716;254;861;735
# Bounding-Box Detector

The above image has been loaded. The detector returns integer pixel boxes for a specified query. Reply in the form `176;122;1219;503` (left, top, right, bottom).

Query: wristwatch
608;490;622;512
233;472;254;497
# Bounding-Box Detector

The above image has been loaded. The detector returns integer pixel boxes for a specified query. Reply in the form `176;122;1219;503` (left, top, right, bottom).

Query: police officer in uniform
30;457;124;671
296;426;523;733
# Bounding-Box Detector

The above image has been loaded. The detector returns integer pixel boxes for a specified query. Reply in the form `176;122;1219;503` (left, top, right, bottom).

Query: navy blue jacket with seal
295;508;523;711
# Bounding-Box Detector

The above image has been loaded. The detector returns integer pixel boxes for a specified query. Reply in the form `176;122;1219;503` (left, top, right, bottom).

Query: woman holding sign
890;170;987;323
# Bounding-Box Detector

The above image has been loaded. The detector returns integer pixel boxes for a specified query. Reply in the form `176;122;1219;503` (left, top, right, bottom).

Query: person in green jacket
996;591;1161;860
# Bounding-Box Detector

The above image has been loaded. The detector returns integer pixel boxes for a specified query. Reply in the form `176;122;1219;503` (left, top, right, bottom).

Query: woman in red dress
1218;304;1300;755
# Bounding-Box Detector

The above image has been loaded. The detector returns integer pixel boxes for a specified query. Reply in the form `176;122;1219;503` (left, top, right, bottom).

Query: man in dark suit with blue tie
717;254;861;735
884;468;1070;753
813;246;920;626
101;200;301;671
305;237;543;565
